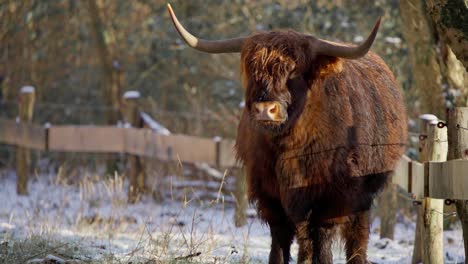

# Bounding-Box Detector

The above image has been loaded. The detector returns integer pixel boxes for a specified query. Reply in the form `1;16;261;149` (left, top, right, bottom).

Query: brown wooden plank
125;129;164;158
0;118;46;150
218;139;238;168
159;134;217;165
428;160;468;199
392;155;411;192
124;128;148;156
124;128;163;158
411;161;425;199
124;129;217;165
48;126;125;153
0;118;19;145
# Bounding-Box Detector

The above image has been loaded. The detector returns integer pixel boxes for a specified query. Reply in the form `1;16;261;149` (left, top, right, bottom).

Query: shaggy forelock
241;31;308;104
241;31;311;92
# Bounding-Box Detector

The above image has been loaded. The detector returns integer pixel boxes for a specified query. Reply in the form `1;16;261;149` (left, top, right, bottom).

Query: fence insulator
437;122;446;128
444;199;455;206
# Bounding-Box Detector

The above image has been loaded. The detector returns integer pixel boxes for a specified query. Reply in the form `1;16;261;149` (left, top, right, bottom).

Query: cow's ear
316;56;344;78
302;55;343;86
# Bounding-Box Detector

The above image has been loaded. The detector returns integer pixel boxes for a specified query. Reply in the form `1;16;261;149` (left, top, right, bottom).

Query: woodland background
1;0;467;136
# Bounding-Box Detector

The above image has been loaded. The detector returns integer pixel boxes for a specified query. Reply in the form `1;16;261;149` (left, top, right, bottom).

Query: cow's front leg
269;222;295;264
258;197;295;264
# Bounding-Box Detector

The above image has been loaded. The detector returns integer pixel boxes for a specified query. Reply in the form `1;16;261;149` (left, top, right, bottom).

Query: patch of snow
385;37;402;45
123;91;141;99
419;114;438;121
354;35;364;43
20;86;35;94
0;223;15;230
193;163;224;180
140;112;171;135
430;119;443;126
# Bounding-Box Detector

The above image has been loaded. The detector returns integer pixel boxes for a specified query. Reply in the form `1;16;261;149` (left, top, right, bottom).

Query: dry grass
0;235;92;263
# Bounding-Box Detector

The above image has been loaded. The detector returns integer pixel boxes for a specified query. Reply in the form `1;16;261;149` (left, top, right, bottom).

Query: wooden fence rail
0;118;46;150
0;118;237;168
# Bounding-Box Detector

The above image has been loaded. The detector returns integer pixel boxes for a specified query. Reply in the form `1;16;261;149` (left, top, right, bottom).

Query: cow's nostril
269;104;278;114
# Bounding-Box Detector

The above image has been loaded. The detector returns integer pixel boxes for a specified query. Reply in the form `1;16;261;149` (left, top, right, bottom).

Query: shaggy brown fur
235;31;407;264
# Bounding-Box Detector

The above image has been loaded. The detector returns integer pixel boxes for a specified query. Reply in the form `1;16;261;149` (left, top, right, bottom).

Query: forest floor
0;169;465;264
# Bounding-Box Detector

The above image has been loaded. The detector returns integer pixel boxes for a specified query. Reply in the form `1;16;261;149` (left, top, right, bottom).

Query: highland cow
168;4;407;264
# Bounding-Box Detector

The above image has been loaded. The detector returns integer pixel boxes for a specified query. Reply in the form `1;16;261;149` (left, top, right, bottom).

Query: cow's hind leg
296;221;313;264
310;224;335;264
258;198;295;264
342;211;370;264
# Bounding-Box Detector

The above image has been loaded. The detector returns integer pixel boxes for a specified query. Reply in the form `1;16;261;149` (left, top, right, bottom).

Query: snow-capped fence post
412;114;447;264
122;91;145;203
16;86;36;195
447;107;468;262
421;119;446;264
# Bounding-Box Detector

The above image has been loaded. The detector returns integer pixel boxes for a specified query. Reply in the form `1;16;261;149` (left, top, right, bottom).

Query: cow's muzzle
253;101;287;122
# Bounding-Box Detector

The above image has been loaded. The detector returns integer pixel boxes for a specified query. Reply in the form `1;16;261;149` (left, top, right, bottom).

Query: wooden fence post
379;183;397;239
16;86;36;195
412;115;447;264
234;167;247;227
422;119;446;263
447;107;468;262
122;91;145;203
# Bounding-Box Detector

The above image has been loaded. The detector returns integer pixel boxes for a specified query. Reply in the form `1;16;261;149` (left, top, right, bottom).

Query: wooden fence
0;118;237;167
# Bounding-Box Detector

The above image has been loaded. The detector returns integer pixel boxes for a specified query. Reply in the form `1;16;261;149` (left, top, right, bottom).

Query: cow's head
167;4;380;134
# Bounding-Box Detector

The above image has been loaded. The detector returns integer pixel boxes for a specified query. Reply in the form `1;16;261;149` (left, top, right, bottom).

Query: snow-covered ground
0;170;465;263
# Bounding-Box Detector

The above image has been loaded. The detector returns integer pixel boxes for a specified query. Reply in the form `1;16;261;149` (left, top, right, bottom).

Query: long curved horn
315;18;381;59
167;4;245;53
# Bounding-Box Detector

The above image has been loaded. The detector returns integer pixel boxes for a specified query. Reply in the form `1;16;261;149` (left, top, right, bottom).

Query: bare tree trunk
400;0;445;117
85;0;122;125
441;46;468;106
426;0;468;70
